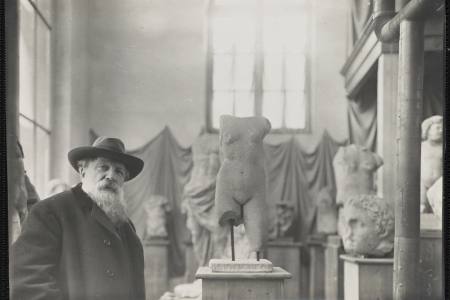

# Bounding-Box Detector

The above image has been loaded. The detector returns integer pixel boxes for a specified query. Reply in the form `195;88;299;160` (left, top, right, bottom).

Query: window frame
205;0;312;134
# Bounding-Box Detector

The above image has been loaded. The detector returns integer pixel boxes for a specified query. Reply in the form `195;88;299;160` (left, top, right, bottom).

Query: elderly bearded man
11;137;146;300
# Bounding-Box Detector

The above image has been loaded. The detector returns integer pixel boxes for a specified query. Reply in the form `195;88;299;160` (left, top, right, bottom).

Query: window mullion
254;3;263;117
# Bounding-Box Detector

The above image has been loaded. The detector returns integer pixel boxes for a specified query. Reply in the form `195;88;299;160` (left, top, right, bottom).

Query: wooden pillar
377;52;399;199
6;0;20;248
144;239;170;300
308;234;326;299
325;235;344;300
266;240;302;300
393;15;424;300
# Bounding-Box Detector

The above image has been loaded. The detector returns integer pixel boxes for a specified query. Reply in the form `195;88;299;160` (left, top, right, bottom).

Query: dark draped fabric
265;131;346;242
90;128;346;276
99;127;193;277
350;0;373;43
347;53;443;153
347;76;377;152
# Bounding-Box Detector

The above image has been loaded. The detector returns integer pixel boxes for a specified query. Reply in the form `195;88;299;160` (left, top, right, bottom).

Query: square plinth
196;266;291;300
209;258;273;273
340;254;393;300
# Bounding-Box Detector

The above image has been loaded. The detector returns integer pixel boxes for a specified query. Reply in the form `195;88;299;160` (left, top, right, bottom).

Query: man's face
81;157;127;194
341;205;381;255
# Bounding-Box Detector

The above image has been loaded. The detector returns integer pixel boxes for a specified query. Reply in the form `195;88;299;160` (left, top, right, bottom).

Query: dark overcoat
11;184;146;300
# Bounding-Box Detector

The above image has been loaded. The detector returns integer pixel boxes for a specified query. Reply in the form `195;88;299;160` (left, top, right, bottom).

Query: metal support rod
393;18;424;300
256;251;260;261
230;220;235;261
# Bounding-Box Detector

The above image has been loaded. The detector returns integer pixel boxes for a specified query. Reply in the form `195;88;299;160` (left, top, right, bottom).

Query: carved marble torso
333;144;383;206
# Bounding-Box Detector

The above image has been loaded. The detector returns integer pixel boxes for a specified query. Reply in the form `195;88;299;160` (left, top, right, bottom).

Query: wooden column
266;240;302;300
144;239;170;300
393;16;424;300
6;0;20;248
325;235;344;300
308;234;326;299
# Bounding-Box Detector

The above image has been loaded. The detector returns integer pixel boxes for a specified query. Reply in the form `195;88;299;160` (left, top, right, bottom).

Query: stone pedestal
184;240;199;283
325;235;344;300
144;239;170;300
308;234;326;300
340;254;393;300
196;265;291;300
419;229;442;300
266;240;302;300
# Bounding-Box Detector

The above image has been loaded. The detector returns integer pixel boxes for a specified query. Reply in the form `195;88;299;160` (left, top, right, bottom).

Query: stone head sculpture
420;115;443;212
333;144;383;206
315;186;338;234
215;115;271;253
144;195;171;240
341;195;394;257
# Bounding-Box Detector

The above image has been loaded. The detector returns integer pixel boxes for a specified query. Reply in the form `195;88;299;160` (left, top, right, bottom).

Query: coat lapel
90;204;122;241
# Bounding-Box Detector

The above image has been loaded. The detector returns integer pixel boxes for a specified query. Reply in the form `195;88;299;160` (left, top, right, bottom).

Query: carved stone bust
421;115;443;213
341;195;394;257
144;195;171;240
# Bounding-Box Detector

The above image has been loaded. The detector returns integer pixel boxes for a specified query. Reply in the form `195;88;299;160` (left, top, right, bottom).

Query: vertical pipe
393;18;424;300
230;221;235;261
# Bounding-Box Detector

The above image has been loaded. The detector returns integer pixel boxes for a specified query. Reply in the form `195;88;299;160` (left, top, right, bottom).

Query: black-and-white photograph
5;0;445;299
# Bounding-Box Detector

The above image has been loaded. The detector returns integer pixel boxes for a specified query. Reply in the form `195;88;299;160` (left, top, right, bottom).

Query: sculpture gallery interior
5;0;444;299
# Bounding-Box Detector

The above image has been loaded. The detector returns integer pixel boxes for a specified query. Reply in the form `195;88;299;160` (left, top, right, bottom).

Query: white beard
82;180;128;225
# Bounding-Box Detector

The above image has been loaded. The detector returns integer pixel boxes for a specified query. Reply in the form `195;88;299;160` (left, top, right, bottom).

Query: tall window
208;0;310;132
19;0;52;196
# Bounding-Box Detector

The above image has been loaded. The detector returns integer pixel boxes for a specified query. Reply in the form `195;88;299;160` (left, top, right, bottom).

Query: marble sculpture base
209;258;273;273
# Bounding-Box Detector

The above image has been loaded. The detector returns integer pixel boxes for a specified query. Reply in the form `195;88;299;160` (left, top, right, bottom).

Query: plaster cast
269;201;296;240
341;195;394;257
315;186;338;234
215;115;271;252
427;176;442;220
143;195;171;240
420;115;443;213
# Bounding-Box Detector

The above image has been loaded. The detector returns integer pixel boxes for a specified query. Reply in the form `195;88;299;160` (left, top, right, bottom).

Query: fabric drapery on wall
264;131;345;242
347;76;377;152
350;0;373;43
124;127;192;277
91;128;345;276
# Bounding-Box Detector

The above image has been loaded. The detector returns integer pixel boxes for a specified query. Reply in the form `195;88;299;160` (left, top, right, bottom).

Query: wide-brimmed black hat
68;137;144;181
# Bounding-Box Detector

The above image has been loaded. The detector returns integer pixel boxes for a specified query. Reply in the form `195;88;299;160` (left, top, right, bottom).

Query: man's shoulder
31;188;80;215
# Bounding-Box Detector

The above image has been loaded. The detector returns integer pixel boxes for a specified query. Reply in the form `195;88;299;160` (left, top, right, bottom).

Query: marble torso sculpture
420;115;443;213
182;134;227;266
215;115;271;253
315;186;338;234
333;144;383;206
144;195;171;240
341;195;394;257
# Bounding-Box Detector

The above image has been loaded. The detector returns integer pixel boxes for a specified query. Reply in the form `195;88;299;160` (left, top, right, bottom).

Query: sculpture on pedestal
420;115;443;213
215;115;271;258
182;133;227;266
315;186;338;235
269;201;296;240
143;195;171;240
341;195;394;257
